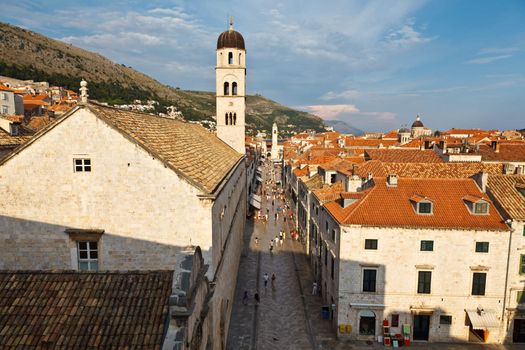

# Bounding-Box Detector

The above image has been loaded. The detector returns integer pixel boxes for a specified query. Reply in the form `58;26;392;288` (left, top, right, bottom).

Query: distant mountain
324;119;363;135
0;22;326;134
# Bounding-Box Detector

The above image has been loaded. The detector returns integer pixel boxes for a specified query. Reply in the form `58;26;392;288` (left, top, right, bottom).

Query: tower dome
411;115;424;128
217;17;245;50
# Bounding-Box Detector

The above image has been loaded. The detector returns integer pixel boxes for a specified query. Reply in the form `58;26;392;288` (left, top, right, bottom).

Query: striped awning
466;309;499;330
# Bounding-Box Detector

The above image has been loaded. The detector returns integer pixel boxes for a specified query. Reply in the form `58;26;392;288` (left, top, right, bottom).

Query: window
225;113;228;125
365;239;378;250
223;82;229;95
331;229;336;243
517;291;525;304
472;272;486;296
359;311;376;335
417;271;432;294
1;106;7;114
474;201;489;214
420;240;434;251
232;82;238;95
523;226;525;237
228;52;233;64
1;92;7;100
440;315;452;325
363;269;377;292
391;314;399;327
325;221;329;231
417;201;433;214
330;173;336;183
233;113;237;125
74;158;91;172
331;256;335;279
78;241;98;271
475;242;489;253
520;255;525;275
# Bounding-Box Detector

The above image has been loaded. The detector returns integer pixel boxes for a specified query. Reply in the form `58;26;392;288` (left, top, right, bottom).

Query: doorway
514;319;525;343
413;315;430;341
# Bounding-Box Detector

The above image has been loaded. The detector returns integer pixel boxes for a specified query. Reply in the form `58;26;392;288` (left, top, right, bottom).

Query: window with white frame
473;201;489;214
1;106;7;114
77;241;98;271
1;92;7;100
74;158;91;172
417;201;433;214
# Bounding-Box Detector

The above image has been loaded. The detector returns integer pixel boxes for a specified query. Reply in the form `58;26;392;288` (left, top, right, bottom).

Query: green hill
0;22;325;135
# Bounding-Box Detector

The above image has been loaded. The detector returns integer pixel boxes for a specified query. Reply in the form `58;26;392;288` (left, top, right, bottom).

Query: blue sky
1;0;524;132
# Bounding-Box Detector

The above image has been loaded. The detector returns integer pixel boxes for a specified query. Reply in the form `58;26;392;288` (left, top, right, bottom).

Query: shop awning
466;309;499;330
249;195;261;210
349;303;386;309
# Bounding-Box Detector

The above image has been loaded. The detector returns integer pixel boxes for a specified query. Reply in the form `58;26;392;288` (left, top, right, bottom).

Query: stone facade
0;106;246;349
216;44;246;154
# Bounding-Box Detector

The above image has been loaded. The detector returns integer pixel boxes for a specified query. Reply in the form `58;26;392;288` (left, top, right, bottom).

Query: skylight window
417;201;433;214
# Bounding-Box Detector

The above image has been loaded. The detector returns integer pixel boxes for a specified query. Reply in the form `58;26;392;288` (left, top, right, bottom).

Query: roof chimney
387;174;398;187
473;171;488;193
491;140;500;153
79;79;88;104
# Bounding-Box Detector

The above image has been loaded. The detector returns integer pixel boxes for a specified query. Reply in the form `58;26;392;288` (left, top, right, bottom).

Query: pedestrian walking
279;237;283;246
274;212;277;221
243;290;249;305
263;273;269;289
312;282;318;295
255;236;259;245
271;273;276;289
274;236;279;245
254;291;260;304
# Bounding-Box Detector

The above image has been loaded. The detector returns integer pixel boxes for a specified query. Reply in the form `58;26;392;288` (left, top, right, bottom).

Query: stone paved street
227;162;523;350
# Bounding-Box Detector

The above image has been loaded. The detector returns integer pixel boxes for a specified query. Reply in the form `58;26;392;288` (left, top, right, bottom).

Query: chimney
352;164;358;176
473;171;488;193
387;174;398;187
79;79;89;104
439;140;447;153
491;140;500;153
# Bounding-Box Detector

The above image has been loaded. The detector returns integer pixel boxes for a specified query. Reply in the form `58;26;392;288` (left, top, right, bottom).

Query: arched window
225;113;228;125
232;82;238;96
239;53;242;65
223;82;229;95
233;113;237;125
228;52;233;64
229;113;233;125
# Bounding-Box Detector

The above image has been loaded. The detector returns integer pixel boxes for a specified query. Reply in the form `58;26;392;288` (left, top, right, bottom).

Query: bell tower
216;17;246;154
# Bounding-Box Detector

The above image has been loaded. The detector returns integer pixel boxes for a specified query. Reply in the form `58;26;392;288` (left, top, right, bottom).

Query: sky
1;0;524;132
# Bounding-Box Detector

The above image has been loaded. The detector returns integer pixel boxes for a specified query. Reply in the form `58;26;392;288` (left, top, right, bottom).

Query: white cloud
466;55;512;64
479;47;519;55
321;90;361;100
301;104;396;123
384;20;434;49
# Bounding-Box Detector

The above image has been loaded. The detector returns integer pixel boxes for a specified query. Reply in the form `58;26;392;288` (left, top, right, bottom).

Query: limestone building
309;172;510;344
216;17;246;154
0;94;247;349
271;122;283;161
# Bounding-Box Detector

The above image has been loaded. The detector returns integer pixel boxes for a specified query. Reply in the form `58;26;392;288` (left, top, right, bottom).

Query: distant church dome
412;115;424;128
217;17;245;50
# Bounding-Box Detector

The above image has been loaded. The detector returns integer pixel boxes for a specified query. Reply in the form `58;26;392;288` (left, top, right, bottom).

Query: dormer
463;195;489;215
0;118;21;136
410;194;433;215
386;174;398;187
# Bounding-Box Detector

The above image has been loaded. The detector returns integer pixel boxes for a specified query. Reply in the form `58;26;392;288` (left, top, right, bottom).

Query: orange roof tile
476;144;525;162
487;175;525;220
365;149;444;163
345;138;398;148
324;177;506;230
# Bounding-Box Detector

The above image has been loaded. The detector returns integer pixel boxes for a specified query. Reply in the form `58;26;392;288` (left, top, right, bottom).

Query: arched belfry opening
225;113;228;125
233;113;237;125
232;82;237;96
223;82;229;95
228;52;233;65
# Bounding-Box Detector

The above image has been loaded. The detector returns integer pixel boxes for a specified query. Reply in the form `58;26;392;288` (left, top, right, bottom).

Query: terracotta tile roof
293;166;309;177
0;128;33;148
400;138;423;148
324;177;507;230
0;270;172;349
312;181;345;202
0;84;13;92
25;116;55;132
89;103;242;194
476;144;525;162
354;161;504;179
344;138;398;148
0;115;23;122
303;173;323;190
487;175;525;220
365;149;444;163
445;128;488;136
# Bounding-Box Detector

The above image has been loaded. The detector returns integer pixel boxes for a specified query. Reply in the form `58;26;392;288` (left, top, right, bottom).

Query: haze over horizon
1;0;524;132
